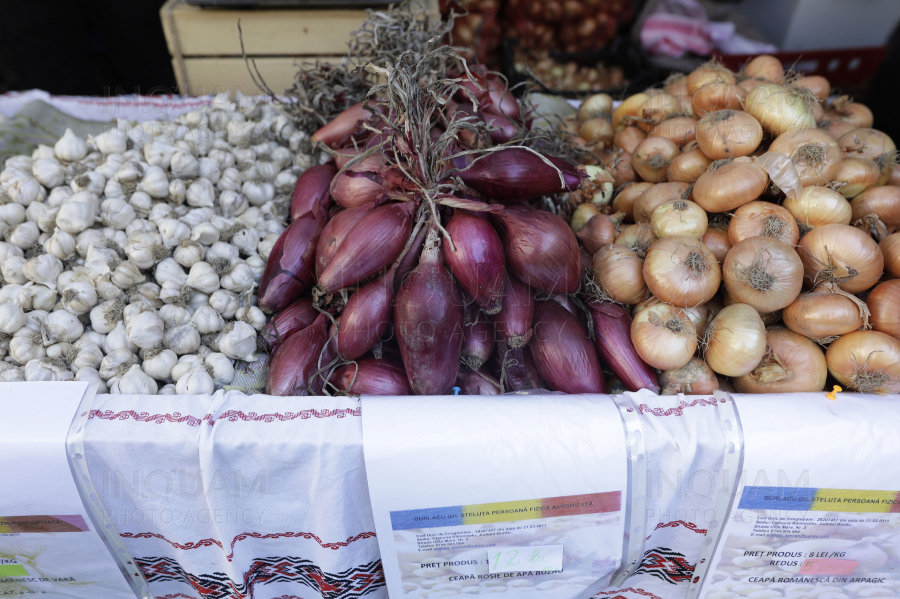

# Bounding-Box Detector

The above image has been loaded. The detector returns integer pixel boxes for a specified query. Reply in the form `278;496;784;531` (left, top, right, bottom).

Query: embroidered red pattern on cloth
631;547;696;585
625;397;724;417
122;530;377;561
594;587;663;599
647;520;708;539
86;408;361;426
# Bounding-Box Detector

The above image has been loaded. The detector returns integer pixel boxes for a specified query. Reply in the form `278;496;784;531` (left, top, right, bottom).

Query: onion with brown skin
768;128;842;187
649;116;697;146
742;55;784;84
728;201;801;246
797;223;884;293
868;280;900;339
612;182;653;221
850;186;900;233
880;233;900;277
631;303;697;370
614;126;646;154
580;117;615;146
817;117;857;140
660;357;719;395
613;93;651;130
668;148;713;183
782;282;868;341
744;83;817;137
733;328;827;393
695;110;763;160
578;93;613;122
651;199;708;239
633;182;692;223
833;157;881;198
615;223;658;258
592;244;647;305
783;186;853;235
826;95;874;129
702;215;732;263
643;236;721;307
826;330;900;394
636;93;682;132
634;296;711;334
704;303;767;377
838;128;896;165
691;83;746;117
606;150;639;186
577;214;618;255
632;137;679;183
570;203;600;233
687;62;736;95
693;157;768;213
723;237;804;313
794;75;830;103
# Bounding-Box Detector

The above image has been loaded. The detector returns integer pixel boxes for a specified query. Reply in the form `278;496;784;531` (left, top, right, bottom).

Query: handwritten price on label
486;545;563;574
799;558;859;576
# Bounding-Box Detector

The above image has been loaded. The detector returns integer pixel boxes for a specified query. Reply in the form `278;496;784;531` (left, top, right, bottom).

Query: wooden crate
160;0;438;96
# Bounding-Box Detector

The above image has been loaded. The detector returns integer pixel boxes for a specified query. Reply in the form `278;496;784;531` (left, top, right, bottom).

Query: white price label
487;545;564;574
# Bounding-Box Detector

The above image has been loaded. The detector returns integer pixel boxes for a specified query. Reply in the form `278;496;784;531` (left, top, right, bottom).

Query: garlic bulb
32;159;65;188
42;308;83;344
71;340;104;371
158;304;193;328
175;365;215;395
206;241;240;266
173;239;205;268
0;300;26;334
221;263;255;292
99;348;138;380
56;201;96;234
170;354;203;382
0;242;23;262
142;347;178;380
6;221;41;249
125;311;165;349
190;223;220;246
158;218;191;249
170;151;200;180
116;161;144;184
208;289;239;319
71;171;105;195
24;358;74;382
186;262;219;294
10;326;46;364
158;383;176;394
186;179;216;208
182;207;215;229
139;166;169;198
110;261;145;289
218;190;248;217
0;362;25;382
230;227;259;255
54;129;89;162
196;344;213;359
75;367;108;393
46;230;76;260
191;305;225;334
244;255;266;282
103;322;137;354
100;198;137;230
61;281;98;315
242;180;274;206
113;364;158;395
205;352;235;385
125;233;167;269
95;129;128;155
164;323;200;355
237;305;266;331
21;283;57;312
90;299;123;334
155;257;187;286
144;140;178;169
218;321;256;361
2;255;28;284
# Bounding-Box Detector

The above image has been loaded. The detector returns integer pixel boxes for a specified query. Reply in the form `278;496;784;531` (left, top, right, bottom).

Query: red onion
267;312;333;396
586;300;659;393
443;211;505;314
492;341;544;391
315;203;374;278
290;164;335;220
530;300;605;393
493;271;534;348
481;111;518;144
258;298;319;353
334;147;361;170
330;155;391;209
455;65;522;121
337;270;395;361
457;148;583;202
331;356;411;395
394;224;428;293
462;309;495;370
395;229;465;395
258;210;325;313
311;102;372;147
446;101;484;146
318;202;415;293
457;369;502;395
494;204;581;294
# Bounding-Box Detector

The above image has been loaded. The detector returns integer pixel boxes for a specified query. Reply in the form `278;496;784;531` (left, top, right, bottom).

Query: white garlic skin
42;308;84;344
186;262;220;294
61;281;98;315
125;311;165;350
170;354;203;382
55;129;89;161
164;323;201;355
158;383;177;395
208;289;239;319
113;364;158;395
75;367;108;393
99;348;138;380
218;321;257;361
32;158;65;188
56;201;97;234
173;240;205;268
0;300;26;334
205;352;235;385
142;348;178;381
175;365;215;395
0;363;25;382
10;326;46;364
24;359;74;382
191;305;225;334
158;304;193;328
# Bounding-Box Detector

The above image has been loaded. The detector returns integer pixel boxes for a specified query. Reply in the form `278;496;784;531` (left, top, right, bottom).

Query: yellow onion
868;280;900;340
795;75;830;103
643;236;721;307
782;282;868;341
691;83;745;117
702;221;732;264
783;186;853;234
612;182;653;222
648;116;697;146
660;357;719;395
826;330;900;393
592;244;647;305
614;126;646;154
615;223;658;258
704;303;767;376
880;233;900;277
693;157;768;212
687;62;736;95
668;148;713;183
742;55;784;84
633;182;692;223
798;224;884;293
833;157;880;198
818;117;857;140
578;93;613;122
576;214;617;255
613;93;651;130
580;117;615;146
665;73;689;98
651;199;708;239
632;137;680;183
838;128;896;165
744;83;817;136
636;93;682;132
850;186;900;232
605;150;639;186
728;201;800;246
635;296;710;333
696;110;763;159
734;328;827;393
631;303;697;370
570;203;601;232
722;237;804;313
768;128;842;186
826;96;874;129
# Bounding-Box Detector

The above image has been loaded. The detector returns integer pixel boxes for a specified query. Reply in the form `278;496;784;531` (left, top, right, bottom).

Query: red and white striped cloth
83;390;384;599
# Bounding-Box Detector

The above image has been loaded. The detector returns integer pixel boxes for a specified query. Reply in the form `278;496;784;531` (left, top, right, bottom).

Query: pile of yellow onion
567;55;900;395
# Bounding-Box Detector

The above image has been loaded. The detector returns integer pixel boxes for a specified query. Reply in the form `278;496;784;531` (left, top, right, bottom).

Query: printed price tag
486;545;564;574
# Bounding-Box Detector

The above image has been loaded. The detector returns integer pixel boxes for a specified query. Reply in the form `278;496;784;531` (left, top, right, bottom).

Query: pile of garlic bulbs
0;92;322;394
